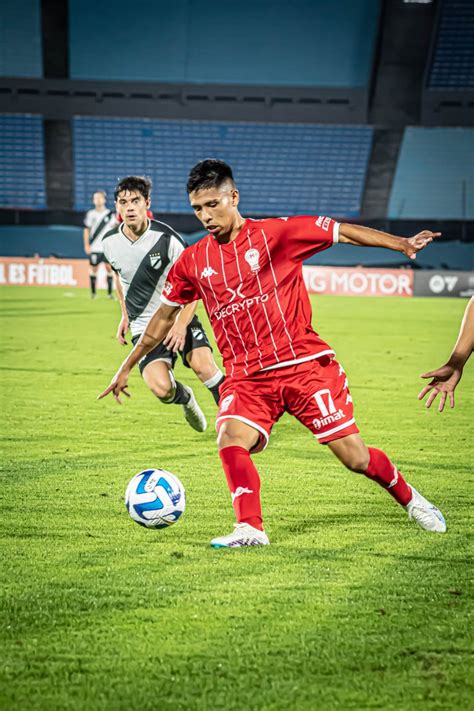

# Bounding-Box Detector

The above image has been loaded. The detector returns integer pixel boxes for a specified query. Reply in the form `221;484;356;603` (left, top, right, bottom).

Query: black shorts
89;253;109;266
132;315;213;375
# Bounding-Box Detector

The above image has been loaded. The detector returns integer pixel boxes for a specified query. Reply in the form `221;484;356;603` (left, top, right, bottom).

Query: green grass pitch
0;287;472;711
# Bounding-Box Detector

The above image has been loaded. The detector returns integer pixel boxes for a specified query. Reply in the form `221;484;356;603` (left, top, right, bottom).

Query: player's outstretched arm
98;303;181;403
418;297;474;411
339;224;441;260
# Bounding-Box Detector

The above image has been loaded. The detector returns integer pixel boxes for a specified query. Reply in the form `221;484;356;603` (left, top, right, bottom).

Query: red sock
219;446;263;530
364;447;412;506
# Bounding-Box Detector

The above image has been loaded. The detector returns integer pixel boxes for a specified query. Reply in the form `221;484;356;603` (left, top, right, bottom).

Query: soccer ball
125;469;185;529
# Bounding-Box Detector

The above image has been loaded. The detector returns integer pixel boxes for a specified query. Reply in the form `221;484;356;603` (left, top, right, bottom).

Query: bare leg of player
328;433;446;532
142;360;207;432
105;262;114;299
89;263;98;298
186;346;225;404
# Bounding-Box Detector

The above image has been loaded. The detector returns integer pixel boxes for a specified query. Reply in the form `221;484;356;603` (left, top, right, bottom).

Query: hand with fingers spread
404;230;441;260
418;297;473;412
98;366;131;404
418;363;463;412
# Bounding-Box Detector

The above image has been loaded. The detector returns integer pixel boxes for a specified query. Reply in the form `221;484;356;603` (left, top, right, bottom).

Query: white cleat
405;487;446;533
210;523;270;548
182;385;207;432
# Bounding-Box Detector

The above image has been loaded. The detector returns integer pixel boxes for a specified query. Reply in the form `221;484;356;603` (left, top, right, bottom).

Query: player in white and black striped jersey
83;190;117;298
102;176;225;432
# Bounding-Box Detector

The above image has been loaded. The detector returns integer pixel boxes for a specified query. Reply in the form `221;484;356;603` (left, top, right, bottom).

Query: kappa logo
149;252;162;269
231;487;254;503
201;266;218;279
226;283;246;302
219;394;234;412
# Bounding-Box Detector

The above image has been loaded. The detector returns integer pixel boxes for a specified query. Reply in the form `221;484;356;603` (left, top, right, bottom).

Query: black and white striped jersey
84;208;117;254
102;219;186;337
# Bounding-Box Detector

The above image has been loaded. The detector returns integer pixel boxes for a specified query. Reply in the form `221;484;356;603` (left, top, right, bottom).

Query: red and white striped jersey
161;216;340;377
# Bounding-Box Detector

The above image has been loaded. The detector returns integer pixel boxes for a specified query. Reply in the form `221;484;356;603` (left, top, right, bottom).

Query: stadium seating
428;0;474;89
0;1;43;78
69;0;380;87
0;114;47;209
73;117;373;217
388;127;474;220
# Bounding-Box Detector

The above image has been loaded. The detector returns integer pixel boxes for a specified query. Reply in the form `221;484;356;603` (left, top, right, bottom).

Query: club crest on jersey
244;248;260;274
149;252;162;269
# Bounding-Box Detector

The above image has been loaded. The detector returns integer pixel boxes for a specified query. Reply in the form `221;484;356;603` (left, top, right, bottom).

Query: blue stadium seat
388;127;474;220
0;115;47;209
73;117;373;217
69;0;380;87
428;0;474;89
0;1;43;77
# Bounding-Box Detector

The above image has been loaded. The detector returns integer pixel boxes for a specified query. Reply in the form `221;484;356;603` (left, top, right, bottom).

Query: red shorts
216;357;359;453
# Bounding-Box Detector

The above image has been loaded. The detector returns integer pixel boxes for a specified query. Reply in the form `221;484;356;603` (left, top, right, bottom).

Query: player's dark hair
187;159;235;194
114;176;152;201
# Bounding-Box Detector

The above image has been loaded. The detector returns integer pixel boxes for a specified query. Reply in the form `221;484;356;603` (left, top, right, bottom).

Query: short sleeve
161;251;200;306
102;239;115;270
168;233;186;265
276;215;339;262
84;210;93;228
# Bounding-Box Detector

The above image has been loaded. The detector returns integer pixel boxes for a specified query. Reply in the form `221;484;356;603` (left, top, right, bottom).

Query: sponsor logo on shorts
162;281;173;296
312;409;345;430
201;266;218;279
313;388;336;417
311;388;347;429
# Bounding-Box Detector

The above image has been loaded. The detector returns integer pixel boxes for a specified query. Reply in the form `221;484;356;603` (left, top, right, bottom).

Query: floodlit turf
0;287;472;711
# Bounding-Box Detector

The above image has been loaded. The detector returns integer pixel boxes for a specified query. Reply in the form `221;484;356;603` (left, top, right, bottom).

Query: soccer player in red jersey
100;159;447;546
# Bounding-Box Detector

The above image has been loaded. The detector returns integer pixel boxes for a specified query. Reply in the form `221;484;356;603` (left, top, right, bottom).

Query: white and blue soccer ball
125;469;185;529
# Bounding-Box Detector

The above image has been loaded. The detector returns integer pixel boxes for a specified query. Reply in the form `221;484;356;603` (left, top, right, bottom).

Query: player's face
189;185;239;238
115;190;150;227
93;192;106;209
